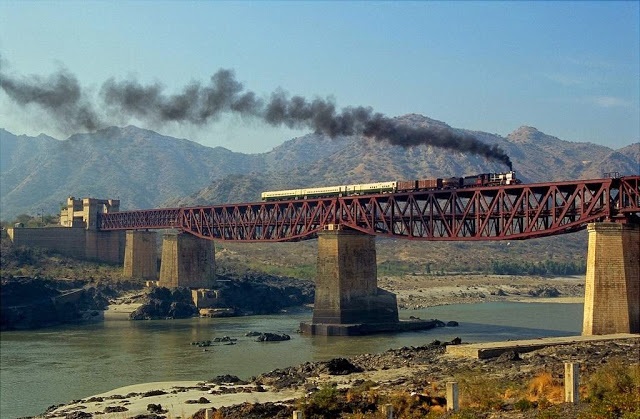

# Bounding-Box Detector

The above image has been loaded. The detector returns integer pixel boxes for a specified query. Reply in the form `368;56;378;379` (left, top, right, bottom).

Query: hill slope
171;116;639;207
1;116;638;219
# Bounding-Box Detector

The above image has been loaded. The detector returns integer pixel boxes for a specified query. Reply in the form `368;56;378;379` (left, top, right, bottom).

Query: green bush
456;371;507;411
514;398;535;411
582;359;640;418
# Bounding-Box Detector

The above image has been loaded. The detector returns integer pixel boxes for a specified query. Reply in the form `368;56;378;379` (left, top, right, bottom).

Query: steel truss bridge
99;175;640;242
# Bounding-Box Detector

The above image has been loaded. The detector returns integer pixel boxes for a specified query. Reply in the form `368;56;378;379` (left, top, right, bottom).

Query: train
261;171;521;201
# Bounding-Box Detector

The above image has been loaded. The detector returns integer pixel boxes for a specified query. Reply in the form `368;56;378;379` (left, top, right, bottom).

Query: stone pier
158;232;215;289
123;230;158;280
582;222;640;335
300;226;436;336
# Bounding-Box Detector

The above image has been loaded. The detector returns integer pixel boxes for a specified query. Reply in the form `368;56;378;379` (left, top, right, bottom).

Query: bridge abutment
158;232;215;289
301;227;435;335
123;230;158;280
582;222;640;335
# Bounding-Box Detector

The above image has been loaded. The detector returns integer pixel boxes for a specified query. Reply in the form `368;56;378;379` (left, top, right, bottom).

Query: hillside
1;115;638;219
0;126;265;218
171;116;639;207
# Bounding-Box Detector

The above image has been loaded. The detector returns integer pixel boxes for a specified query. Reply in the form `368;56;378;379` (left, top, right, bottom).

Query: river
0;301;583;419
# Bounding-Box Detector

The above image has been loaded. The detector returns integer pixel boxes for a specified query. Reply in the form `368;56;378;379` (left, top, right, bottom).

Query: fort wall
7;227;87;259
6;227;124;264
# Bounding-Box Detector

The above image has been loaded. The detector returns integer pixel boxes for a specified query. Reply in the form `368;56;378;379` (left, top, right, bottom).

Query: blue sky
1;1;638;153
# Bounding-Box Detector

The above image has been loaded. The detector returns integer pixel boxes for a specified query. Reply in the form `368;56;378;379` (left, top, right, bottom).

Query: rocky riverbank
40;336;639;418
0;277;141;330
1;273;315;329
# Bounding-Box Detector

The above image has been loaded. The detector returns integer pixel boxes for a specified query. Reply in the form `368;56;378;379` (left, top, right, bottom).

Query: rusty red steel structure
99;175;640;242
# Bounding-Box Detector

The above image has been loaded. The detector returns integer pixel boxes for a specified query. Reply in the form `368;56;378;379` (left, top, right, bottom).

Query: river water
0;302;583;419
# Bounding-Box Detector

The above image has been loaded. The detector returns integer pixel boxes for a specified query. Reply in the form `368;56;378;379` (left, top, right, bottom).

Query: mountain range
1;114;638;220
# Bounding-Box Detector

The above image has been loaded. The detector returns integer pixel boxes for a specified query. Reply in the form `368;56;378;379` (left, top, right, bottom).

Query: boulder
321;357;363;375
496;350;522;362
255;333;290;342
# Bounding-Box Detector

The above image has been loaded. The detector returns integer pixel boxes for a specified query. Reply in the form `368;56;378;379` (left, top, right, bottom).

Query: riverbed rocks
254;332;291;342
210;273;315;315
207;375;249;385
129;287;197;320
320;357;364;375
528;285;561;297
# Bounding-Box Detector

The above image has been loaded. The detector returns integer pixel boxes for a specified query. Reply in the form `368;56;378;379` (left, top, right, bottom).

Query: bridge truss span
99;175;640;241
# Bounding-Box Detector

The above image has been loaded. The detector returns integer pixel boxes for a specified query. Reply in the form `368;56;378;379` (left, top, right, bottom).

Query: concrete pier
84;230;125;264
301;227;435;336
158;232;215;289
123;230;158;280
582;223;640;335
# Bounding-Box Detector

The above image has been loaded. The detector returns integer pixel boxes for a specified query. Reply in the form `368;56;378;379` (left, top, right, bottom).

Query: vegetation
583;358;640;419
272;361;639;419
490;260;586;276
1;213;60;229
212;233;587;280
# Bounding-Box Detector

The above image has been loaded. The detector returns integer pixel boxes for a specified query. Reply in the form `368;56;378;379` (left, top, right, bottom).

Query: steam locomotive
261;171;520;201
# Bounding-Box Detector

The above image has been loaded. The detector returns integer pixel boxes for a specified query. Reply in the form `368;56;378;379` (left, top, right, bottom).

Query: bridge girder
98;176;640;241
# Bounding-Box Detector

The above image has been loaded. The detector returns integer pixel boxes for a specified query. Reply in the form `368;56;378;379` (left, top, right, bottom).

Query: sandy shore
380;274;585;309
44;367;434;418
102;302;144;320
45;380;302;418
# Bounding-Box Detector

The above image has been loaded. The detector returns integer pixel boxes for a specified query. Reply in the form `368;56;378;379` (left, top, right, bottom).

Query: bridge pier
301;227;434;336
123;230;158;280
85;230;125;264
158;232;215;289
582;222;640;335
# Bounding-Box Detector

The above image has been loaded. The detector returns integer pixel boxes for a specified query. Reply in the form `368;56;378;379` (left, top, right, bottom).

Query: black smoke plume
0;68;102;132
1;67;512;169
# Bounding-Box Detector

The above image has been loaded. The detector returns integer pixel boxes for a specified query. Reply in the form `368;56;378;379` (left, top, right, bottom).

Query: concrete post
381;403;394;418
582;223;640;335
123;230;158;280
564;362;579;404
159;232;215;288
446;381;459;412
292;411;303;419
205;408;214;419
